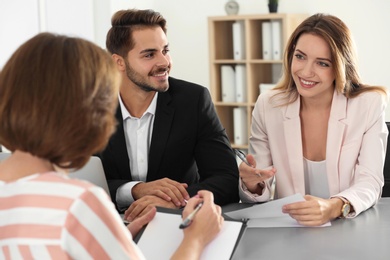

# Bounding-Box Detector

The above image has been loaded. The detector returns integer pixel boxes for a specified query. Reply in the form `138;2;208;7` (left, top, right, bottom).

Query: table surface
223;198;390;260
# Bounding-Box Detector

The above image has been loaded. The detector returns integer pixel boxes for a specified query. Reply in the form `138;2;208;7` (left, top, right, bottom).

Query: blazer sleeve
239;92;275;203
188;87;240;205
332;92;388;217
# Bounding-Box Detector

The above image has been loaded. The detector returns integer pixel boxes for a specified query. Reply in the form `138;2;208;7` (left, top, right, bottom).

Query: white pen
179;202;203;229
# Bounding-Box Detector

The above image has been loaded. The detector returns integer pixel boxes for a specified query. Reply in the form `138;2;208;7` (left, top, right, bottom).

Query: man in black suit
100;9;239;220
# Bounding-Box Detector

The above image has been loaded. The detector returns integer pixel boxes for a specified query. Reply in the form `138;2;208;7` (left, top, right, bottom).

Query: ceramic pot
268;3;278;13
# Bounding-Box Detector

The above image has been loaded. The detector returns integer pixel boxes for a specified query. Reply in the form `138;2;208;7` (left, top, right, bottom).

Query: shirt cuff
116;181;142;211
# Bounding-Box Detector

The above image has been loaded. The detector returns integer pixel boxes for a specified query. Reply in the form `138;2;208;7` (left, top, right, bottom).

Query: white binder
221;65;236;102
271;19;282;60
262;21;272;60
232;21;245;60
233;107;248;145
235;65;247;102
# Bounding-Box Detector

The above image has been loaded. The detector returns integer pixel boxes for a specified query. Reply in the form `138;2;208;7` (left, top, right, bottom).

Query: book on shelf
232;21;245;60
233;107;248;145
261;21;272;60
221;65;236;102
235;65;247;102
271;19;282;60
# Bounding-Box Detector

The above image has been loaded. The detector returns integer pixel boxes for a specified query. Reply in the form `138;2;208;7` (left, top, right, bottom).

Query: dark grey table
223;198;390;260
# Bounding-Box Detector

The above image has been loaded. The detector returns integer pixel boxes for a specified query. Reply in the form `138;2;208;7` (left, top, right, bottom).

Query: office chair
68;156;110;195
0;152;10;161
382;122;390;197
0;153;110;195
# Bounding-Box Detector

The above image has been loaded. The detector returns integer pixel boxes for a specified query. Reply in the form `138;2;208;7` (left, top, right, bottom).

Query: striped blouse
0;172;145;260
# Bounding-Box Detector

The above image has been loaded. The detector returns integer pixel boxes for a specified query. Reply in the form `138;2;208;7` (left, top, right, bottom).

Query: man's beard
125;60;169;93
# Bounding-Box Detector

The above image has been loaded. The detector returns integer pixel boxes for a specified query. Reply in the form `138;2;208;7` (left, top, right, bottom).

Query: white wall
0;0;96;67
1;0;390;119
0;0;40;68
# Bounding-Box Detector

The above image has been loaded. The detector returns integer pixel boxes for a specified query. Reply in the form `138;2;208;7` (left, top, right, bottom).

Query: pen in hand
234;149;251;166
234;149;263;177
179;202;203;229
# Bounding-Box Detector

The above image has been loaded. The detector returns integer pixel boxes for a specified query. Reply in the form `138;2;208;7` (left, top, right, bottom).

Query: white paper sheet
225;194;331;228
137;212;243;260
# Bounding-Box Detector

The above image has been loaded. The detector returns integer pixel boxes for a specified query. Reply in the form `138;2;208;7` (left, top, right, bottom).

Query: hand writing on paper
125;195;178;222
182;191;223;243
239;154;276;194
132;177;190;207
171;190;224;260
282;195;343;226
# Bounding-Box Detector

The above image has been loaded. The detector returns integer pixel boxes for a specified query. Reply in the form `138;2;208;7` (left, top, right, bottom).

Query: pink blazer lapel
281;90;348;196
283;95;306;195
326;90;348;195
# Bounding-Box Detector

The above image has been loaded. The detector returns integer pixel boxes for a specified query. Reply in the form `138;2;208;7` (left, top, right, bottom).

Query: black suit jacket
99;77;239;208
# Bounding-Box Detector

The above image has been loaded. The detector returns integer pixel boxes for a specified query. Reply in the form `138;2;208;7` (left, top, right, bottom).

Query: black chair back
382;122;390;196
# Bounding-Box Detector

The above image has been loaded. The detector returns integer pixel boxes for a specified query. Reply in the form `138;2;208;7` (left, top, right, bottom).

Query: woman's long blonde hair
273;13;387;105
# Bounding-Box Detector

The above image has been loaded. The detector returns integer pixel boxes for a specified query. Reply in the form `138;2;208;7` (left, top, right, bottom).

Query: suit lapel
326;90;347;195
109;107;131;175
283;96;306;194
147;91;174;181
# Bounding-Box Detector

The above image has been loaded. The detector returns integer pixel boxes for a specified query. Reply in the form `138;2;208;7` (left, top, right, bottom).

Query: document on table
225;193;331;228
137;212;243;260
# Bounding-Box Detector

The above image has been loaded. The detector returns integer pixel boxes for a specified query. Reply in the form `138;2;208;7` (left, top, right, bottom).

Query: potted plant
268;0;278;13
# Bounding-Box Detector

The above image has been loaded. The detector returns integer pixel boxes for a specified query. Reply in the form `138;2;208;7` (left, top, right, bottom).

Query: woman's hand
182;190;224;246
282;195;343;226
239;154;276;194
171;190;223;260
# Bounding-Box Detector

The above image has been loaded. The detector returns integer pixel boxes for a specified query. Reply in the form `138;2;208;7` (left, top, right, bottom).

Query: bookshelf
208;13;308;149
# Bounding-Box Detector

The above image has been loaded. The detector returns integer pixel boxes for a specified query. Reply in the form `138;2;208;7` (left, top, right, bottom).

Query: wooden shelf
208;13;308;149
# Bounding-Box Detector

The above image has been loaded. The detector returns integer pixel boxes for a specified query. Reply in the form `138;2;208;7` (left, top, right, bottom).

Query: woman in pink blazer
239;13;388;226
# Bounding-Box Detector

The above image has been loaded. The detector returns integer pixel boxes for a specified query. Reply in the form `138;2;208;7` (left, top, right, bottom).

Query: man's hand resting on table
132;177;190;207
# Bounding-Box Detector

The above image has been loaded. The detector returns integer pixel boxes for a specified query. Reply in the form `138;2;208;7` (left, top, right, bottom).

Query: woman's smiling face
291;33;335;100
